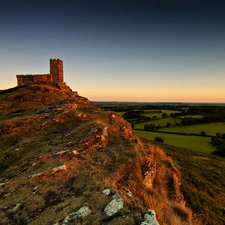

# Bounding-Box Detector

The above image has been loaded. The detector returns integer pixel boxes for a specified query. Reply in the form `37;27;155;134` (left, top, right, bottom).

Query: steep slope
0;84;196;225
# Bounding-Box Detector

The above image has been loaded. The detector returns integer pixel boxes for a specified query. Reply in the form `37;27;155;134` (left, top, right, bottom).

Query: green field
117;111;126;116
134;117;182;129
160;122;225;136
134;130;215;153
178;115;203;119
141;109;181;118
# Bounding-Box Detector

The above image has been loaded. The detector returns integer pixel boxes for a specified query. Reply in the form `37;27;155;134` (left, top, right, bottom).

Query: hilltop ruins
16;59;63;86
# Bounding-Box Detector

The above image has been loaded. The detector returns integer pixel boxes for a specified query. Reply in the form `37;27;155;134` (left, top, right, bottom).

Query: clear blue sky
1;0;225;102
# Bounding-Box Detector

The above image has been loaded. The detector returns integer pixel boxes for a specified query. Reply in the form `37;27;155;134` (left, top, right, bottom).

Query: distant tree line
187;106;225;115
144;122;171;131
174;106;225;117
154;137;164;143
122;111;150;123
144;124;156;130
181;115;224;126
141;105;186;112
211;135;225;157
142;115;225;131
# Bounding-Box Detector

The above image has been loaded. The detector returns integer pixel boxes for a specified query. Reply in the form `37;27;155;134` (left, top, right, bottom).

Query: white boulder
141;210;159;225
102;188;111;196
104;193;123;216
62;206;92;224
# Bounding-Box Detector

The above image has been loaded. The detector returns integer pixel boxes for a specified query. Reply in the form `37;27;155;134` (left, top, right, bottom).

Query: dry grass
103;136;195;224
0;85;199;224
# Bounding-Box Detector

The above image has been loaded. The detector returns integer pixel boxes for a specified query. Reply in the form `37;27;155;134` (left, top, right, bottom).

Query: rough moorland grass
160;122;225;136
134;130;215;153
134;117;182;129
156;143;225;225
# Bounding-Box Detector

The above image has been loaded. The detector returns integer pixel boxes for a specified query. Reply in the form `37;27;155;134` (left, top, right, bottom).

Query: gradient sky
1;0;225;102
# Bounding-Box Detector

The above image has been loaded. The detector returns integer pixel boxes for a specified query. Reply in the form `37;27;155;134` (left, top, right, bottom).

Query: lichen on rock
62;206;92;225
104;193;124;216
141;209;159;225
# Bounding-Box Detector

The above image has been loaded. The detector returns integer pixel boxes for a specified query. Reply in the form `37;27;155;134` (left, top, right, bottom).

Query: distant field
134;130;215;153
178;115;203;119
141;109;181;118
117;112;126;116
160;122;225;136
134;117;182;129
143;109;181;114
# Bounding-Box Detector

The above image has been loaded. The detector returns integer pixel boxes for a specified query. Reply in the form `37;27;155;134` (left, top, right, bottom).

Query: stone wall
16;74;52;86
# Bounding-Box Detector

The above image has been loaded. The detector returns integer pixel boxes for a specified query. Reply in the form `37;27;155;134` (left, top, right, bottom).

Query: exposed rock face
104;194;124;216
143;162;157;188
141;210;159;225
0;84;193;225
102;188;111;196
62;206;92;225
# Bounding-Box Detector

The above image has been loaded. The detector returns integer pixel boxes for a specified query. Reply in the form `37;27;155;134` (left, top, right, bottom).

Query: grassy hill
99;103;225;225
0;84;196;225
155;142;225;225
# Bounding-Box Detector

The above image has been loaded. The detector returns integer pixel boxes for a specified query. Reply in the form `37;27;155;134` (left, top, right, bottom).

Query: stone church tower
50;58;64;83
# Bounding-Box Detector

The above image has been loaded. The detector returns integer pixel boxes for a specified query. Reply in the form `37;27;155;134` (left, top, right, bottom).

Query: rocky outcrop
141;210;159;225
0;84;193;225
143;162;157;189
62;206;92;225
104;193;124;217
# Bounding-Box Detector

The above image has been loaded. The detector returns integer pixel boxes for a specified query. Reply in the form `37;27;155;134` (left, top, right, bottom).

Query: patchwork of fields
160;122;225;136
98;104;225;225
129;109;225;153
107;107;225;154
134;117;182;128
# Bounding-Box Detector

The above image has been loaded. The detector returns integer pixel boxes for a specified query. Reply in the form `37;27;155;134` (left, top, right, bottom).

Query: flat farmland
141;109;181;118
134;130;215;153
178;115;203;119
160;122;225;136
117;112;126;116
134;117;182;129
